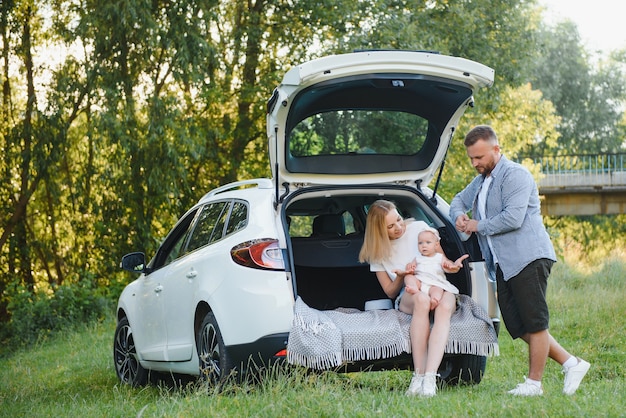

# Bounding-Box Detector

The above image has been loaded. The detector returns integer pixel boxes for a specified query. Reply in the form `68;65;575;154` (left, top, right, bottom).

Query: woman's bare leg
429;286;444;310
425;291;455;373
400;291;431;373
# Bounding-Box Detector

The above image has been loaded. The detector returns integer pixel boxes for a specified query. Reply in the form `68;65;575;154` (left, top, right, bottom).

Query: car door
134;267;168;361
134;208;198;361
162;200;232;361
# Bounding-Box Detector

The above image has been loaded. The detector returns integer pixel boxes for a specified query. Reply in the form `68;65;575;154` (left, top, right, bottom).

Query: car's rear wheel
440;354;486;385
113;317;148;386
197;312;235;386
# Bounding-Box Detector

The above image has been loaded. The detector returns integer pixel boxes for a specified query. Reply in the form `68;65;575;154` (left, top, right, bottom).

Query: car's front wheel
197;312;235;386
113;317;148;386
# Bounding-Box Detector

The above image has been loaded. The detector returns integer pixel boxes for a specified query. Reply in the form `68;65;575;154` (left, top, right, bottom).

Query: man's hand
455;214;478;233
455;214;469;232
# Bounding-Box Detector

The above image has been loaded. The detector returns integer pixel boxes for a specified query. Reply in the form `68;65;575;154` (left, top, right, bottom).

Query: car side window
164;232;190;266
286;215;315;237
153;209;199;270
186;201;230;253
341;211;356;234
208;203;229;244
225;201;247;235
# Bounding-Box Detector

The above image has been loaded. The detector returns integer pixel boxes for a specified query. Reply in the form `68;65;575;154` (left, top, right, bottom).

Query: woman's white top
369;220;428;281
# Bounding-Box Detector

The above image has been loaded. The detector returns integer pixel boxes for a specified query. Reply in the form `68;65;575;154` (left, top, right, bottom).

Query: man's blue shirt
449;155;556;281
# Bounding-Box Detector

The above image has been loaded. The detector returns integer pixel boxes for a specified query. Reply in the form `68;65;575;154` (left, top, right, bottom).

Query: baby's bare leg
429;286;444;310
404;274;421;294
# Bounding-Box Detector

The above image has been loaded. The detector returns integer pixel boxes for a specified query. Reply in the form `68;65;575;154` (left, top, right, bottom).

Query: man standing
449;125;590;396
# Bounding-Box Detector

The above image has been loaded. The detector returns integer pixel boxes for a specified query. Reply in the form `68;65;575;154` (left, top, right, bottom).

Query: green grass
1;260;625;417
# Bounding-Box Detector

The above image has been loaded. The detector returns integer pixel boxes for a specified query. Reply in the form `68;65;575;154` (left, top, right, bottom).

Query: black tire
441;354;486;385
197;312;236;386
113;317;149;386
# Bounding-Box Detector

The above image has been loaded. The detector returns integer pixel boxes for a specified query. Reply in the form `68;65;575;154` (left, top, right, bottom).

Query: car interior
286;192;471;311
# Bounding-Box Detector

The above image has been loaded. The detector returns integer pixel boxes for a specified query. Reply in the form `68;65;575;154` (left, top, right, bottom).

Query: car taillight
231;239;285;270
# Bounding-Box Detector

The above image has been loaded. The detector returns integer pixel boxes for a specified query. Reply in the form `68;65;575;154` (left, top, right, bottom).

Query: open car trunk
273;51;498;382
283;188;491;379
285;189;478;311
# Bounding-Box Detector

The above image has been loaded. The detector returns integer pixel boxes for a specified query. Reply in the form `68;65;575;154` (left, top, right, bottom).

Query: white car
114;50;499;387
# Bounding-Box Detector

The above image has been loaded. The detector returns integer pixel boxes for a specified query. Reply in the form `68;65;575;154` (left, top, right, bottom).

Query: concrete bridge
520;153;626;216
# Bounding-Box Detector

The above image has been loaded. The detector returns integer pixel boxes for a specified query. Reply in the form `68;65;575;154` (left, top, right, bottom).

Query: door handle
154;285;163;293
186;269;197;279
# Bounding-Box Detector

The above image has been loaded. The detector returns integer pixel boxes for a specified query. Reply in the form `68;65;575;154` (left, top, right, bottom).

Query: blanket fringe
287;339;500;369
445;340;500;357
343;339;410;362
287;350;342;370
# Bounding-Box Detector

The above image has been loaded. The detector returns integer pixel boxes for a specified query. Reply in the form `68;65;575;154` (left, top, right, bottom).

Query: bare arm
437;243;464;273
375;270;406;299
442;254;469;273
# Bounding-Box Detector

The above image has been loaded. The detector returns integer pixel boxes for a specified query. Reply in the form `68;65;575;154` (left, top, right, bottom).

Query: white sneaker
508;380;543;396
563;358;590;395
421;373;438;397
405;373;424;396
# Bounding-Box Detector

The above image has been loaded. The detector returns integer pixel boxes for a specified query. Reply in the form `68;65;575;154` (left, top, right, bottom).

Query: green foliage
546;214;626;267
344;0;542;97
0;280;110;355
289;110;428;157
531;20;626;154
439;83;562;202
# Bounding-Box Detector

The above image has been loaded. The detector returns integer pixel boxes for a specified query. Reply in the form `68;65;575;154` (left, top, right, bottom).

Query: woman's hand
405;258;417;274
392;268;409;281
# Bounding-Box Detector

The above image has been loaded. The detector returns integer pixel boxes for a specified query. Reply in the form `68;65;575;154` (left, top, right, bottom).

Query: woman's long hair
359;200;397;264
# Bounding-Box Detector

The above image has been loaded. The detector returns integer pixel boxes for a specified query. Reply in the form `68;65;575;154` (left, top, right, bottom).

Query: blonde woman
359;200;462;397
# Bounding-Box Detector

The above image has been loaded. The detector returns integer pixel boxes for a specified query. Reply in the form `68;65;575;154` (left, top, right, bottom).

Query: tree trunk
16;4;36;290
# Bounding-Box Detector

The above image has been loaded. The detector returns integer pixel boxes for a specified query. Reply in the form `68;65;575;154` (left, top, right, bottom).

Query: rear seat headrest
311;214;345;237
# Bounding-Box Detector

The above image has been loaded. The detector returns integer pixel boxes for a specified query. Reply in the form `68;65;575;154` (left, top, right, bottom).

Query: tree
2;0;581;327
1;0;393;302
0;0;39;296
531;20;626;154
438;83;561;201
342;0;541;95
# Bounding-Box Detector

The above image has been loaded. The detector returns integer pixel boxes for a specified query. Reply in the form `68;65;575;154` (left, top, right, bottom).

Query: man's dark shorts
496;258;554;339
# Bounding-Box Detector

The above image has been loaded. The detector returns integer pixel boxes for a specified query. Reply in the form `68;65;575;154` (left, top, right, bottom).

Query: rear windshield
284;74;472;175
289;109;428;157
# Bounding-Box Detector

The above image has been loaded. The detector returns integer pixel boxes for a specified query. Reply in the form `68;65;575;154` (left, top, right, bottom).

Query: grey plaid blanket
287;295;499;370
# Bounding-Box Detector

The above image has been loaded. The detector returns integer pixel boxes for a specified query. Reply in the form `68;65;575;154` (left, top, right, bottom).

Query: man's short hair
464;125;498;147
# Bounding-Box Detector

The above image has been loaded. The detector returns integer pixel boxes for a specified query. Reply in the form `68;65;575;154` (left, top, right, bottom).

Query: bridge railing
518;153;626;189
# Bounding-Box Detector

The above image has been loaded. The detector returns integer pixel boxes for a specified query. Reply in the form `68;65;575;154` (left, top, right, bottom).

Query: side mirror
121;252;147;273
